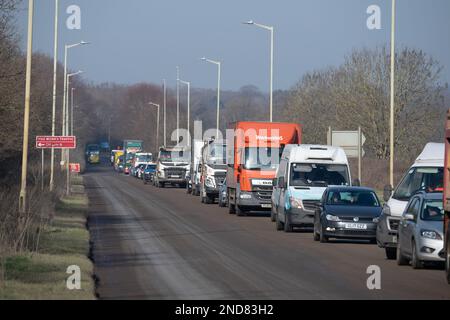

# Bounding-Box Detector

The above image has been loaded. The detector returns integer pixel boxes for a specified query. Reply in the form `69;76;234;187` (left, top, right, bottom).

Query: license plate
344;223;367;230
261;204;272;208
170;175;180;178
392;235;397;243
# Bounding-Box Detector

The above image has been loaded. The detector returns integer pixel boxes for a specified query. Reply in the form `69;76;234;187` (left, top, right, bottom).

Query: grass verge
0;176;95;300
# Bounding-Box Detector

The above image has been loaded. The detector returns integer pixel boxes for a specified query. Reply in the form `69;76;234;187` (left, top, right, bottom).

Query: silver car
397;191;445;269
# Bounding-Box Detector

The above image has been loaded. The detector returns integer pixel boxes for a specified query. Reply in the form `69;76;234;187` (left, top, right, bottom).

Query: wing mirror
352;179;361;187
403;213;415;221
383;184;393;202
278;177;286;189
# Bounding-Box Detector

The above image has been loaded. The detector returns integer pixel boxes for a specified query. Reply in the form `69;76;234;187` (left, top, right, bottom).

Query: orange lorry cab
444;110;450;284
226;122;302;216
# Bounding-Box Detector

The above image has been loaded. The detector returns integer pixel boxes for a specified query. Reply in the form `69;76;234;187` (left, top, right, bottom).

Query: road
85;165;450;300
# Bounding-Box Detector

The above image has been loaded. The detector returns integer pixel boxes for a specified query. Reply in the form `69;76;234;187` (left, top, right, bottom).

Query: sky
16;0;450;91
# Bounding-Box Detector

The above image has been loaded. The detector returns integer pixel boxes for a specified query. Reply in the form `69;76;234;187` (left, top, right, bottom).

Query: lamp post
163;79;167;147
389;0;396;188
243;20;274;122
179;79;191;145
49;0;59;192
201;57;221;139
176;66;180;143
61;41;89;166
18;0;34;213
71;87;75;136
149;102;160;153
65;70;83;196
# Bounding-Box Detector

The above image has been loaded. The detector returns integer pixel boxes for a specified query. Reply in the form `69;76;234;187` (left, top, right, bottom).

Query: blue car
143;164;157;184
314;186;382;243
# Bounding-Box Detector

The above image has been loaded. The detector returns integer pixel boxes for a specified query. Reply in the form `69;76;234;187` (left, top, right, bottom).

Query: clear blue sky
17;0;450;91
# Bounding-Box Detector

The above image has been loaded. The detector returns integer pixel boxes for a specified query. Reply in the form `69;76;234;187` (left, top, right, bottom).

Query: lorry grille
165;168;186;177
214;174;226;186
302;200;320;212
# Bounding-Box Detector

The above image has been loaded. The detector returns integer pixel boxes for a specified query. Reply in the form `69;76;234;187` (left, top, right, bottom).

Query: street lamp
49;0;59;192
389;0;396;188
243;20;274;122
61;41;89;166
179;79;191;145
176;66;180;143
65;70;83;196
148;102;160;152
71;87;75;136
201;57;221;139
163;79;167;147
18;0;34;213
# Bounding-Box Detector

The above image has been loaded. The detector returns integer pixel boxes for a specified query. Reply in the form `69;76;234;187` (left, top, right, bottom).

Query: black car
313;186;382;243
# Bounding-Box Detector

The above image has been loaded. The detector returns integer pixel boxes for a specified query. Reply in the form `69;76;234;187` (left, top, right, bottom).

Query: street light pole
149;102;160;153
389;0;396;188
18;0;34;213
163;79;167;146
201;57;221;139
243;20;274;122
61;41;89;166
49;0;59;192
179;79;191;146
176;67;180;143
71;87;75;136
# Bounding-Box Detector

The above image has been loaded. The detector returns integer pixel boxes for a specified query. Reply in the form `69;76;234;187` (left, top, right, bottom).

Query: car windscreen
392;167;443;201
160;150;190;162
290;163;350;187
327;190;380;207
421;200;444;221
136;155;152;162
244;147;283;170
146;165;156;170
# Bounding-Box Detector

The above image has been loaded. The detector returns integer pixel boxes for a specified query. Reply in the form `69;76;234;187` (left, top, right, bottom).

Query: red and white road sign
69;163;81;173
36;136;76;149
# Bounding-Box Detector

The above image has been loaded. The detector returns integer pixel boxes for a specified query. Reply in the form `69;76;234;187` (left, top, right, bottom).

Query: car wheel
313;222;320;241
320;223;328;243
159;182;165;188
228;193;236;214
396;244;409;266
275;211;283;231
411;240;423;269
236;205;246;217
284;213;293;233
385;247;397;260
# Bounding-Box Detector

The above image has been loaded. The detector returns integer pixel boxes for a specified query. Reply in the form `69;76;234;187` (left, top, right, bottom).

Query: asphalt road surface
85;165;450;300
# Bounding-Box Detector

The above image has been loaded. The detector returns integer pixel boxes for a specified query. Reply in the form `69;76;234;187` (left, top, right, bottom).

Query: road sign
327;127;366;183
69;163;81;173
36;136;76;149
327;129;366;158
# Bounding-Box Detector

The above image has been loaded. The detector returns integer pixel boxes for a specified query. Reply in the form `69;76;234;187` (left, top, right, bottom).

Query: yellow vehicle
86;144;101;164
113;150;124;168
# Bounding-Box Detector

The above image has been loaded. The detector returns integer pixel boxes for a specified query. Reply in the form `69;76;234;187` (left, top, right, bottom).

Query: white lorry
154;146;190;188
187;140;204;196
200;140;227;204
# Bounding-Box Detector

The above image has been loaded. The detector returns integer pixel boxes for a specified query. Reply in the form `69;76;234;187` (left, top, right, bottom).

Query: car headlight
240;192;252;199
326;214;341;222
372;217;380;223
205;176;215;188
420;229;442;240
289;197;303;209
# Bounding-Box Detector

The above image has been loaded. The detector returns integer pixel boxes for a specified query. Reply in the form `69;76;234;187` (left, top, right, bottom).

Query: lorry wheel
396;245;409;266
411;240;423;269
270;208;276;222
446;247;450;284
385;247;397;260
228;194;236;214
159;182;165;188
236;206;246;217
275;212;283;231
313;223;320;241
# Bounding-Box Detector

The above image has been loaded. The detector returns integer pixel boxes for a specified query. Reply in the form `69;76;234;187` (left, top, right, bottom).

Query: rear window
327;190;380;207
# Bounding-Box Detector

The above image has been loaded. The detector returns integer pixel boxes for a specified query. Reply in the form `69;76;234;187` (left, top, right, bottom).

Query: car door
400;197;420;255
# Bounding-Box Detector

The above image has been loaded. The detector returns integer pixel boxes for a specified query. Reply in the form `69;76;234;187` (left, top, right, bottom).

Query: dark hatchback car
143;164;157;184
314;186;382;243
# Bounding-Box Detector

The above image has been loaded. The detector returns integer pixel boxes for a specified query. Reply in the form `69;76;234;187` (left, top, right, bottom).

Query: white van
376;142;444;259
272;145;351;232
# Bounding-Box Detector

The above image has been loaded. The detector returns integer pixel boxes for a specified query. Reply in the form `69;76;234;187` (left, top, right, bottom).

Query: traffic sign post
327;127;366;184
36;136;76;149
69;163;81;173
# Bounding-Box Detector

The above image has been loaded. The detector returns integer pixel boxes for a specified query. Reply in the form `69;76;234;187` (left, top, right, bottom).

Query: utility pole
389;0;396;188
176;66;180;143
19;0;34;213
163;79;167;147
49;0;59;192
179;79;191;146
